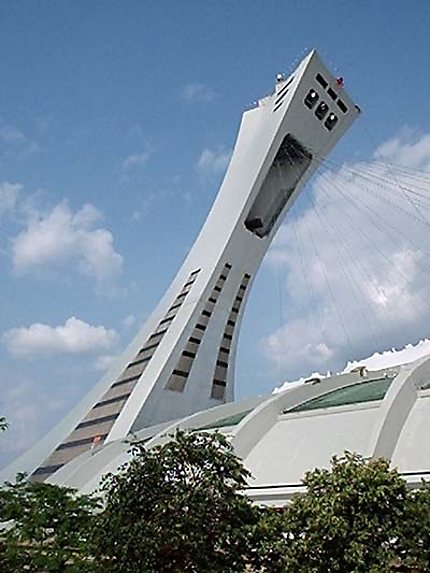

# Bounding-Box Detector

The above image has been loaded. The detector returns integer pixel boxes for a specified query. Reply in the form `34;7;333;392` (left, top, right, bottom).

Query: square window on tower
315;101;329;120
304;89;319;109
325;113;338;131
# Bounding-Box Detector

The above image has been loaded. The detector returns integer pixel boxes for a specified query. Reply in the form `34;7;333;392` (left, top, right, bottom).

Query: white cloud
0;377;65;457
122;314;137;330
263;130;430;379
11;200;123;289
122;151;150;170
0;182;22;215
272;338;430;394
375;130;430;170
0;124;40;159
0;125;26;144
3;316;118;358
196;147;231;177
94;353;118;371
344;338;430;372
181;83;215;103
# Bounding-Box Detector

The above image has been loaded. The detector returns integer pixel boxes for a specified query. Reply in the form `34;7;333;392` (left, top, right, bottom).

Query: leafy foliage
397;485;430;571
247;505;290;572
92;430;261;573
1;429;429;573
281;451;429;573
0;473;100;572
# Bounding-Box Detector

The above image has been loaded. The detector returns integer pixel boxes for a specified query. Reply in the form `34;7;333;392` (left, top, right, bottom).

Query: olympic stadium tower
0;50;360;486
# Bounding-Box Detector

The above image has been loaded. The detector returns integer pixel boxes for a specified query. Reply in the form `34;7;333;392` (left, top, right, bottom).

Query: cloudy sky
1;0;430;467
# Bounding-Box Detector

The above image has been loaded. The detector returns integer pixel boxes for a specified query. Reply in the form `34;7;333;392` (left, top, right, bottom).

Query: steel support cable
271;159;294;382
356;151;430;226
276;147;330;372
282;143;374;362
309;152;430;201
367;171;430;205
317;166;430;265
274;163;288;383
275;262;288;384
316;174;430;342
291;203;329;365
344;168;430;228
313;152;430;220
345;183;430;271
340;185;430;317
294;146;430;331
308;182;381;350
276;159;315;316
315;174;403;343
359;124;430;251
350;162;430;204
332;159;430;213
278;143;355;363
316;154;430;204
312;153;430;235
370;159;430;179
291;145;388;358
317;176;397;338
363;124;430;208
316;170;430;317
299;187;355;359
362;161;430;209
308;185;381;348
270;150;314;379
317;166;420;275
366;160;430;190
332;164;430;237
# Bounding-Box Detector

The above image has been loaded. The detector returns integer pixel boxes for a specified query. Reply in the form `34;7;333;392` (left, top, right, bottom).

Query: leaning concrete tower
1;50;360;483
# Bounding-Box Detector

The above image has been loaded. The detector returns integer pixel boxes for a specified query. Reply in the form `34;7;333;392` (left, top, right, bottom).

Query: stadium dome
48;353;430;506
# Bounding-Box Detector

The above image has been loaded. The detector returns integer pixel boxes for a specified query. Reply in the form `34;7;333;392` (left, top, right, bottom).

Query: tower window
315;73;328;88
327;87;337;100
315;101;329;120
337;99;348;113
325;113;338;131
304;89;319;109
244;134;312;238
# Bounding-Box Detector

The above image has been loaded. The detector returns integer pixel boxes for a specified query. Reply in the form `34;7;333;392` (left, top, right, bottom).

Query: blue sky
1;0;430;467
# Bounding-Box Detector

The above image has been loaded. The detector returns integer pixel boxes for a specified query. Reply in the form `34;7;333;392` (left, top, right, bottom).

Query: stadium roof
49;352;430;506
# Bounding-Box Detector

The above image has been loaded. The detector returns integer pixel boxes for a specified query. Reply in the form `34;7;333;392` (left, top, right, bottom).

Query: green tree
281;451;428;573
397;485;430;571
92;430;261;573
0;473;100;572
2;428;429;573
248;505;290;572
